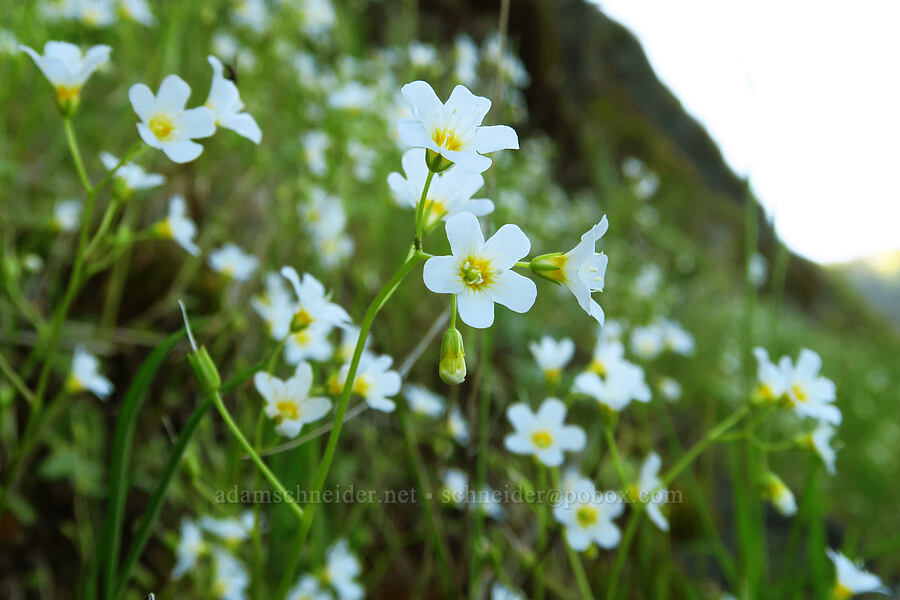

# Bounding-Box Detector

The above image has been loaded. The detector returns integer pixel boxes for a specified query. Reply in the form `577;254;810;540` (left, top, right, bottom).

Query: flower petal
129;83;156;122
423;256;464;294
401;80;442;121
161;139;204;163
482;223;530;269
445;212;484;257
506;403;535;431
489;270;536;314
472;124;519;153
220;112;262;143
156;74;192;113
457;289;494;328
177;107;217;139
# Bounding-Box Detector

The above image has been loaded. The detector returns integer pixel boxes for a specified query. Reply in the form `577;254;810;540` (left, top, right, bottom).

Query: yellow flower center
276;400;299;421
627;483;641;502
155;219;173;239
423;197;447;226
531;429;553;449
758;383;774;402
353;376;371;396
55;85;80;103
791;384;808;403
292;330;310;346
831;584;853;600
544;367;561;382
460;256;493;289
575;505;598;528
589;360;606;377
292;308;314;331
149;114;175;141
65;374;83;393
431;127;463;152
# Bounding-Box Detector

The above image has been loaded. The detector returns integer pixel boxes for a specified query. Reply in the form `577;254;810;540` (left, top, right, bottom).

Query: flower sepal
529;252;567;284
188;345;221;396
425;148;454;173
55;89;80;117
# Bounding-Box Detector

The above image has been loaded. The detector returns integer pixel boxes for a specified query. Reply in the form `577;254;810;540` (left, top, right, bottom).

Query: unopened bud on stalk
760;471;797;517
425;149;454;173
439;327;466;385
179;300;221;396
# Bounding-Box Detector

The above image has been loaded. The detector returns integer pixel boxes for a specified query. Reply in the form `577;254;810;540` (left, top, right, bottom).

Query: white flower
53;199;82;232
786;348;841;425
118;0;155;25
491;582;525;600
300;187;347;237
528;336;575;382
423;212;536;329
315;232;354;269
762;472;796;516
254;362;332;438
807;421;837;475
752;347;792;402
213;33;257;71
302;130;330;176
232;0;268;33
552;476;623;551
205;55;262;143
129;75;216;163
454;35;479;86
440;467;468;505
208;243;259;281
658;377;682;402
20;41;110;108
637;453;668;532
632;263;661;298
630;325;664;360
447;405;470;445
201;511;254;546
573;362;651;412
748;252;768;288
156;195;200;256
587;339;629;376
285;325;333;364
252;272;295;340
388;148;493;231
280;267;352;333
336;352;401;413
335;326;365;364
403;384;445;418
408;41;437;68
298;0;335;37
397;80;519;173
287;575;331;600
472;486;505;520
827;549;889;598
323;539;364;600
100;151;164;192
327;81;375;111
66;345;113;399
503;398;586;467
531;218;609;324
212;549;249;600
660;319;695;355
171;518;205;579
347;139;376;181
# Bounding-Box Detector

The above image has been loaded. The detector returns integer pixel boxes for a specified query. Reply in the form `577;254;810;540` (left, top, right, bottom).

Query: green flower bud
439;327;466;385
425;148;454;173
188;346;221;396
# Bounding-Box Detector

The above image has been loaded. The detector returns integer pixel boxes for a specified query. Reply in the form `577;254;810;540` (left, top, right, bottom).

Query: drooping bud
760;471;796;516
439;327;466;385
425;148;454;173
529;252;568;284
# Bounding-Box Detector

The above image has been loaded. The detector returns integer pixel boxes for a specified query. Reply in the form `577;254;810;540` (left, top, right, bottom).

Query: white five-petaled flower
504;398;586;467
205;55;262;143
129;74;216;163
827;549;889;598
100;151;164;192
287;575;331;600
630;324;664;360
212;549;249;600
156;195;200;256
53;199;82;232
208;243;259;281
19;41;110;107
807;421;837;475
573;361;651;412
200;511;254;546
336;352;402;413
528;335;575;382
403;384;445;418
254;362;332;438
397;80;519;173
752;347;792;402
322;539;364;600
447;405;470;445
786;348;841;425
171;518;205;579
252;272;295;340
387;148;493;230
533;218;609;324
423;212;536;329
552;476;624;551
636;452;669;532
66;345;113;399
280;266;352;334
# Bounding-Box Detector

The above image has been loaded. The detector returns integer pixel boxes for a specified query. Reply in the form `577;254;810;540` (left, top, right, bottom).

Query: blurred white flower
660;319;695;355
254;362;331;438
299;0;335;37
287;574;331;600
786;348;841;425
440;467;468;506
447;405;470;445
208;243;259;281
285;324;333;364
573;361;651;412
482;33;529;88
201;511;254;546
327;81;375;111
658;376;682;402
252;272;295;340
762;472;796;517
53;199;82;232
748;252;768;288
323;539;364;600
806;421;837;475
156;195;200;256
302;130;330;176
403;384;445;418
630;325;664;360
454;34;479;86
491;582;525;600
205;55;262;144
423;212;536;329
398;80;519;173
388;148;493;231
632;263;661;298
19;41;110;109
827;549;889;597
528;335;575;383
100;151;164;193
129;75;216;163
472;486;505;521
346;139;376;182
212;548;249;600
66;345;113;399
637;452;669;532
408;41;437;68
553;476;623;551
171;518;205;579
118;0;155;25
504;398;586;467
752;347;791;402
232;0;268;33
336;352;401;413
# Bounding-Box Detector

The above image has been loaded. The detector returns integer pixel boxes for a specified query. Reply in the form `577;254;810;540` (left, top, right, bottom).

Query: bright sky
592;0;900;264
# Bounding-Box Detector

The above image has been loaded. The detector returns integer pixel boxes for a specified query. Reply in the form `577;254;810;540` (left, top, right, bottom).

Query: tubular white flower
387;148;493;230
67;345;113;399
129;74;216;163
403;384;445;418
254;362;331;438
573;362;651;412
552;476;624;551
205;55;262;143
157;195;200;256
638;452;669;532
827;549;889;597
100;151;164;192
786;348;841;425
53;199;82;232
19;41;110;106
423;212;536;329
171;518;205;579
503;398;586;467
528;335;575;381
323;539;364;600
208;243;259;281
397;80;519;173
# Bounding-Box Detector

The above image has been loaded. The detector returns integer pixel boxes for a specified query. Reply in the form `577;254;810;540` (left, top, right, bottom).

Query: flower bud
760;471;796;516
528;252;568;284
439;327;466;385
187;346;221;396
425;148;454;173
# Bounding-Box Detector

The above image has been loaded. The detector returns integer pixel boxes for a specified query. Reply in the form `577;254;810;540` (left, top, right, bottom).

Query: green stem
467;325;491;598
414;169;436;248
210;390;304;522
604;420;628;488
566;545;595;600
276;248;426;598
535;465;549;600
63;118;91;193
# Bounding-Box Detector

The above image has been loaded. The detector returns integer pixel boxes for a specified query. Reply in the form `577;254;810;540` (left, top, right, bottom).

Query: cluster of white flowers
286;539;363;600
299;188;354;270
171;513;254;600
41;0;156;27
